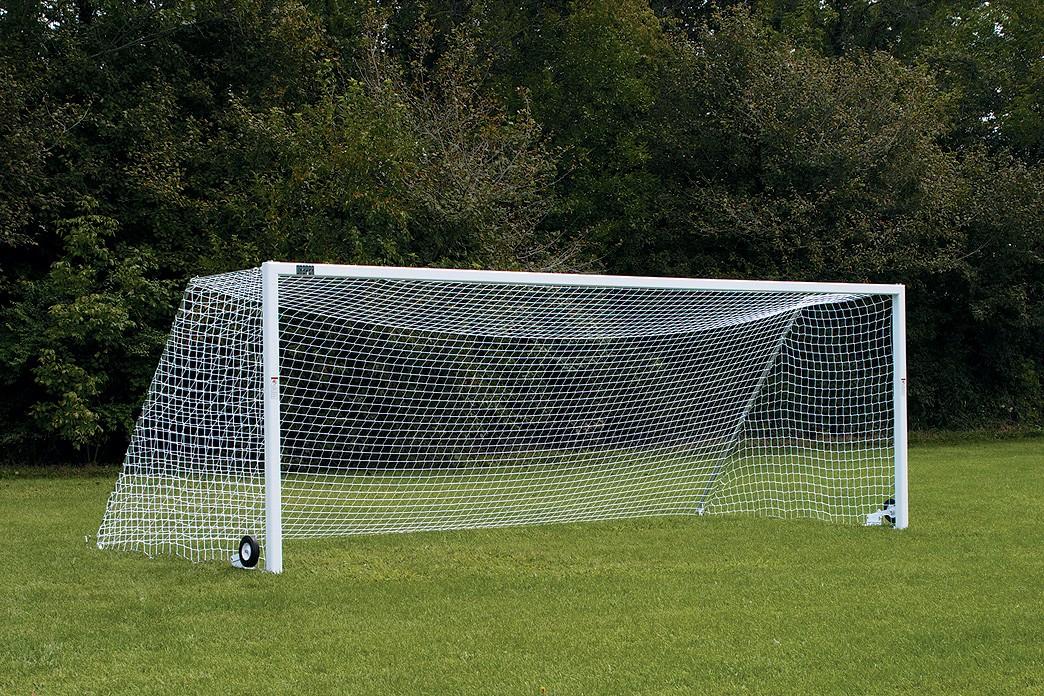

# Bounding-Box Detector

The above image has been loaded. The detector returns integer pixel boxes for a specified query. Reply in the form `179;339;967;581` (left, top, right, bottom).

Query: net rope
98;268;895;562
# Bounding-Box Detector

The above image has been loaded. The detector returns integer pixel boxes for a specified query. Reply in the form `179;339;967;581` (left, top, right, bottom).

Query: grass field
2;439;1041;694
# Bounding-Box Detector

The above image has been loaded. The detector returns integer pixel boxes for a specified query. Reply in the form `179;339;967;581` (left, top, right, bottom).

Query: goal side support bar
695;307;803;515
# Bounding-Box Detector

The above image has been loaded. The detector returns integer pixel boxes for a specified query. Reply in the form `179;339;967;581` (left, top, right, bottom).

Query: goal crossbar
267;261;905;295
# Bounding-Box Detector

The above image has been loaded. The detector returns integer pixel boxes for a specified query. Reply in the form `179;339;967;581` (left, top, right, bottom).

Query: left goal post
262;262;284;573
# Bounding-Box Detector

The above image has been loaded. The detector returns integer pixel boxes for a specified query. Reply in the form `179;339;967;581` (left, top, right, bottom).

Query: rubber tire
239;535;260;568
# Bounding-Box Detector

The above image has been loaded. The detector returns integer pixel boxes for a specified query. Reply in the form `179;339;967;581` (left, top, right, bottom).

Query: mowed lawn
2;440;1041;694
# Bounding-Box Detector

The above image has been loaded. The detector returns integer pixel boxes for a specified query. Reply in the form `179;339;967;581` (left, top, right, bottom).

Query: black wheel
882;498;896;526
238;535;259;568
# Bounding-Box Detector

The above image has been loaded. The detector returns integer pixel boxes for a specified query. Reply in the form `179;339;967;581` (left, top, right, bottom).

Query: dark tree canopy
0;0;1040;462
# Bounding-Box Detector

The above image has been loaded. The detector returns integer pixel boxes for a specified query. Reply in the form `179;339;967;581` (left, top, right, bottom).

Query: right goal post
891;283;909;530
98;262;908;573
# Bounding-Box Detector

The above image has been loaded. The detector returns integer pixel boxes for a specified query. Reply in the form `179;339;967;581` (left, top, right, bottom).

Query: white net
98;267;897;563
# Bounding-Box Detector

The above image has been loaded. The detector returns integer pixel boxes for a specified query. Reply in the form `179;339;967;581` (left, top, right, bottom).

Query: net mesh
98;268;896;563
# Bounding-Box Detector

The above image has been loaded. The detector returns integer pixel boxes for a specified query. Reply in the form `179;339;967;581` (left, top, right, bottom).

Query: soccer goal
97;262;908;572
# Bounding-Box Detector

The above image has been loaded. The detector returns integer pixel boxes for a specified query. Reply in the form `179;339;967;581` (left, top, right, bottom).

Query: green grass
2;439;1042;694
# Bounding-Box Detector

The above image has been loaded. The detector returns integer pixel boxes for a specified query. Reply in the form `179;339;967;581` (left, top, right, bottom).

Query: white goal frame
259;261;908;573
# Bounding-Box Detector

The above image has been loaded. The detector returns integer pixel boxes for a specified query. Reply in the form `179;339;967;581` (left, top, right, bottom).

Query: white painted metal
260;261;912;560
268;262;903;296
262;261;284;573
891;288;910;529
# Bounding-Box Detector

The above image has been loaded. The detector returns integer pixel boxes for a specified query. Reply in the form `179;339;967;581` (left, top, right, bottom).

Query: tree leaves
0;0;1039;461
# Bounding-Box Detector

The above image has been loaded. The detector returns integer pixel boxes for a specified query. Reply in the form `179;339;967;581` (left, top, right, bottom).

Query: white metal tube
261;261;284;572
266;260;909;535
266;262;903;296
892;288;909;529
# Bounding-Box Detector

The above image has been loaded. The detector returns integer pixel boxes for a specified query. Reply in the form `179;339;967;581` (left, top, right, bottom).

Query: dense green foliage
2;438;1042;691
0;1;1041;462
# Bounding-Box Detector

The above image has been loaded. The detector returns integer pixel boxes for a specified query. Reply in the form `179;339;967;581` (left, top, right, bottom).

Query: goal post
98;262;909;572
262;262;284;573
891;287;909;530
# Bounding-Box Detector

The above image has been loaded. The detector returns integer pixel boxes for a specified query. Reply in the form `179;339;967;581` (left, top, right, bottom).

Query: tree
0;211;172;460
